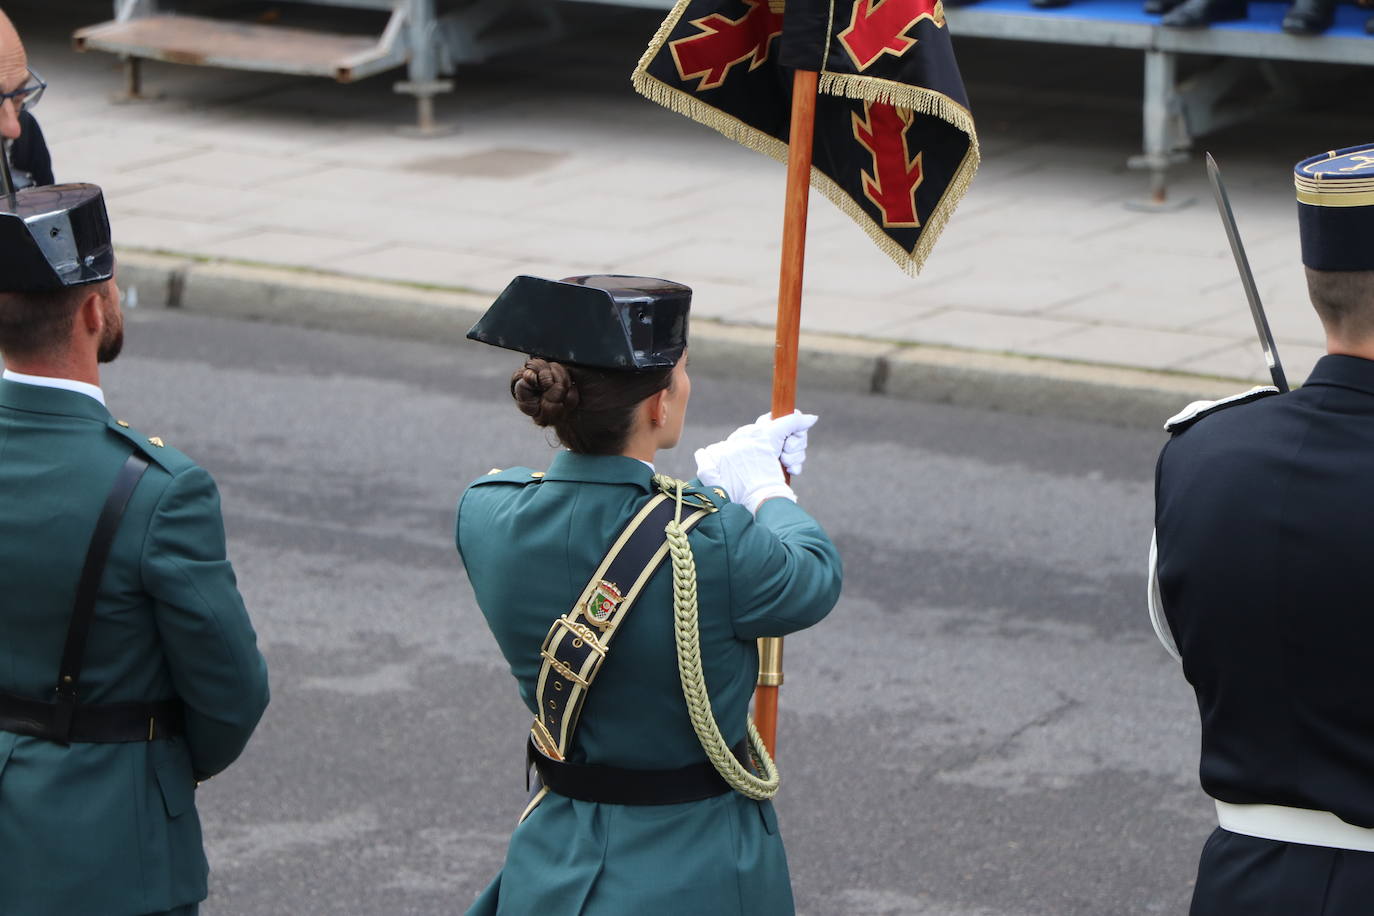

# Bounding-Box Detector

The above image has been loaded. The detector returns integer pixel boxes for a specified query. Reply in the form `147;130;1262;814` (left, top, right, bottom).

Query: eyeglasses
1;68;46;113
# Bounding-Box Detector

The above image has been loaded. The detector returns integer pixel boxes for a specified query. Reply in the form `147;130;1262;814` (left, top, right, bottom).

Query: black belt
529;738;753;806
0;691;183;743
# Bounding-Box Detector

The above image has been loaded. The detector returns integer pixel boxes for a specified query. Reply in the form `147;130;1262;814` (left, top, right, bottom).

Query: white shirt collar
2;369;107;406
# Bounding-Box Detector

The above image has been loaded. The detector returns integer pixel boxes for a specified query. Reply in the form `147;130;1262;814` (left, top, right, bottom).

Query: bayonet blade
1205;152;1289;392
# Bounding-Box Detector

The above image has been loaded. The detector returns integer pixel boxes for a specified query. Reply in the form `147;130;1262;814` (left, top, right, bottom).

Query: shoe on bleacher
1144;0;1185;13
1161;0;1247;26
1281;0;1336;32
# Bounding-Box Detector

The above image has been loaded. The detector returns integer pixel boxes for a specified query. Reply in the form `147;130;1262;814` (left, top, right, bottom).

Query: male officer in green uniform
0;182;270;915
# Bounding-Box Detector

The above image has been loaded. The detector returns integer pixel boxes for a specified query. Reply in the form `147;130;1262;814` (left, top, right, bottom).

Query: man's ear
77;288;104;334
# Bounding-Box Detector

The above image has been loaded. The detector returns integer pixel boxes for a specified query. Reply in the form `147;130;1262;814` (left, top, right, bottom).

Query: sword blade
1205;152;1289;392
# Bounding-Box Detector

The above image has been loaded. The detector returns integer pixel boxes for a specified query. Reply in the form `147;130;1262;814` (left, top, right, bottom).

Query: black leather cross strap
529;737;752;806
0;451;171;746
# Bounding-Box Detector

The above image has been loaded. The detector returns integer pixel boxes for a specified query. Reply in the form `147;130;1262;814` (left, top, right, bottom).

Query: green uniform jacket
456;451;842;916
0;380;270;916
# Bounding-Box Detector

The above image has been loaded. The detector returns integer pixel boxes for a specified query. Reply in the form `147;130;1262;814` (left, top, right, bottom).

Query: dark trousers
1191;827;1374;915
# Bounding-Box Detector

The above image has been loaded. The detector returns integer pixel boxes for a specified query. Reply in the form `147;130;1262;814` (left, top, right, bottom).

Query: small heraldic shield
584;580;624;629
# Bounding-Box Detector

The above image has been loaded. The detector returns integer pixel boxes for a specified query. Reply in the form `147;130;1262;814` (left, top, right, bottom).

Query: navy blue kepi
1294;144;1374;272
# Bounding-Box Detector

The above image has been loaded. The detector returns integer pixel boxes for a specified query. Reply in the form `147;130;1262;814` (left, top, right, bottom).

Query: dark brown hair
0;284;88;360
510;357;674;454
1306;268;1374;341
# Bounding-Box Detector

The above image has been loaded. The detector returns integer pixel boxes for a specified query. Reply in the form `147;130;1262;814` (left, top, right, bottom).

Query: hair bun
511;358;580;426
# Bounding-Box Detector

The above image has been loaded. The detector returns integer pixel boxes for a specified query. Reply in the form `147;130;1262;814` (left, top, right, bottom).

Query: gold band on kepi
1294;144;1374;271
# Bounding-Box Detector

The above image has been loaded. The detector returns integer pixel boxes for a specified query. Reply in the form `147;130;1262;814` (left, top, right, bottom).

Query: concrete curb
118;250;1251;430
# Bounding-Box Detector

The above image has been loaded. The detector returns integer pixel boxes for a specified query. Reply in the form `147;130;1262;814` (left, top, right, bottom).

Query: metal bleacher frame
75;0;567;132
943;0;1374;206
75;0;1372;180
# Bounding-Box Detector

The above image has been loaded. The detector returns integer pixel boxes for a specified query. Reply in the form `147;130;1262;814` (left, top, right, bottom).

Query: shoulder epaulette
695;483;729;508
1164;385;1281;434
105;417;194;474
470;466;544;487
652;475;723;511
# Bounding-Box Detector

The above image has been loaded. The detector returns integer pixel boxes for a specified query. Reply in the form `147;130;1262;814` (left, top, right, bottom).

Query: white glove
746;410;816;476
695;411;819;514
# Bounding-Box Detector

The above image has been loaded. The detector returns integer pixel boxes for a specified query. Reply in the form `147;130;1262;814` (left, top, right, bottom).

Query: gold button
116;420;130;428
487;467;502;475
148;437;165;448
713;488;726;499
531;471;545;479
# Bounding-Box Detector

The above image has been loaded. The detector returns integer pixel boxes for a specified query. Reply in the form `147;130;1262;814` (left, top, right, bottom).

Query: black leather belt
0;691;184;743
529;738;752;806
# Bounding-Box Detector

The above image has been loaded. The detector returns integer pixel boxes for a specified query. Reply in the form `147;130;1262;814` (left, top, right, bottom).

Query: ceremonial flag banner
633;0;980;274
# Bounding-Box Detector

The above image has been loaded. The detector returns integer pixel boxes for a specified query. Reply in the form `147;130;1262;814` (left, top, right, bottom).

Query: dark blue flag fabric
633;0;979;274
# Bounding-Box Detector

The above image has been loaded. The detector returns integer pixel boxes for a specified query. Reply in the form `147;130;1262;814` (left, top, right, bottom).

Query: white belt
1215;800;1374;853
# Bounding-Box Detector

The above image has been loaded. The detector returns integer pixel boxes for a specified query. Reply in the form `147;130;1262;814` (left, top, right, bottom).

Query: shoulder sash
529;490;712;764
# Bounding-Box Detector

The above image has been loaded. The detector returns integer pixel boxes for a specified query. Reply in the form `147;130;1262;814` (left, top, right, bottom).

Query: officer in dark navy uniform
1;9;54;188
1151;142;1374;915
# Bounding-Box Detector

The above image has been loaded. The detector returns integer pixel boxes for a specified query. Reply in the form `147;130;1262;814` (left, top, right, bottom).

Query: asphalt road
101;307;1206;915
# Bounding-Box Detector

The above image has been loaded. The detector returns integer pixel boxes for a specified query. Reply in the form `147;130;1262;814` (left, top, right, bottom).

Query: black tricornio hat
0;183;115;293
467;274;691;371
1294;144;1374;272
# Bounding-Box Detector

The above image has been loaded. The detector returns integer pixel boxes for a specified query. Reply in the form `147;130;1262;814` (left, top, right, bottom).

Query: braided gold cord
654;475;780;801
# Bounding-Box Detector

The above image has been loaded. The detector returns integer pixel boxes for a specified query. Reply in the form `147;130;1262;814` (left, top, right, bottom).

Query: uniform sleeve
141;466;270;779
13;112;55;186
722;498;843;640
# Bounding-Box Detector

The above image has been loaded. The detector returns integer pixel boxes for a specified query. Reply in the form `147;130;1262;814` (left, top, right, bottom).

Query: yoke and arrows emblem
670;0;784;91
853;102;924;227
839;0;946;72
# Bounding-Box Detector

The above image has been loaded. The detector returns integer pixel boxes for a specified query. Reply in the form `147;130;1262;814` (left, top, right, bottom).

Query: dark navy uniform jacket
1156;354;1374;828
11;111;54;187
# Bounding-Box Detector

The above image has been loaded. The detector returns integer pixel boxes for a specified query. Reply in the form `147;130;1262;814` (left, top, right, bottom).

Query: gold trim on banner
632;0;981;274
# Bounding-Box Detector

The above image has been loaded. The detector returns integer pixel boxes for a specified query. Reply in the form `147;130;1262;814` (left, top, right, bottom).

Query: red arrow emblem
670;0;785;91
838;0;943;72
852;102;924;228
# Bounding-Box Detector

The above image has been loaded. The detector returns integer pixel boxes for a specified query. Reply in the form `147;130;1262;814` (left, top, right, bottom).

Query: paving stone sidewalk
13;1;1372;387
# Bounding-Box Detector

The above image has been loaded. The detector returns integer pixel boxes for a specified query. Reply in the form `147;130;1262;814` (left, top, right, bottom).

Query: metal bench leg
1127;50;1193;212
395;0;454;135
110;55;161;104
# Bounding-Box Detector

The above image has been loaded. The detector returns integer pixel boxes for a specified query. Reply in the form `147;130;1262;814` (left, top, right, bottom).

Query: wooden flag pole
754;67;820;757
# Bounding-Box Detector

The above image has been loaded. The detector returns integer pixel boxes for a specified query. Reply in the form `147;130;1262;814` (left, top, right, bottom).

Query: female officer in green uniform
457;274;842;915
